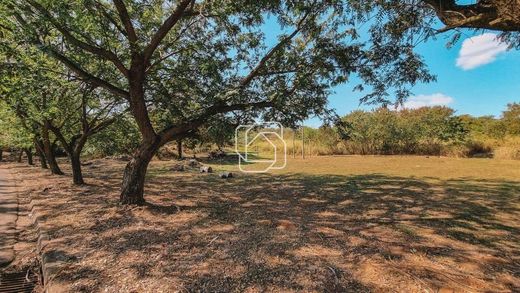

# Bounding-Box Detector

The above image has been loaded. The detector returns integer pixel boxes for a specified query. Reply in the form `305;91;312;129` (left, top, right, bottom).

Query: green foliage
340;107;468;155
502;103;520;135
0;101;32;149
459;115;507;139
84;115;140;157
197;118;236;150
3;0;435;138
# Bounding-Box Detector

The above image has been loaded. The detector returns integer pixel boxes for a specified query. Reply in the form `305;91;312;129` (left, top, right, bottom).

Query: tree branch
112;0;138;45
39;45;130;99
238;11;311;89
158;100;274;145
423;0;520;32
26;0;129;77
143;0;193;62
91;1;128;38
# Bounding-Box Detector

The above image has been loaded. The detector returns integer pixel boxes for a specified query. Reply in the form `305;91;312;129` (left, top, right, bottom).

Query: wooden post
301;124;305;160
292;128;295;159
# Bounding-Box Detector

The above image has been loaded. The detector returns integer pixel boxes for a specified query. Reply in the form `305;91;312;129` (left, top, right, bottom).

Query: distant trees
458;103;520;139
502;103;520;135
341;107;467;155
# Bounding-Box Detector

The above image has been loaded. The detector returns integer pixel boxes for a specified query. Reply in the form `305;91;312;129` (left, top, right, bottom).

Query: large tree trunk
70;151;84;185
25;148;34;165
120;139;160;205
34;139;48;169
42;124;64;175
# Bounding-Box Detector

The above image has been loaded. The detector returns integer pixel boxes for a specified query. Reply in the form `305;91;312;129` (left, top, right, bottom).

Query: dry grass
207;155;520;180
3;155;520;292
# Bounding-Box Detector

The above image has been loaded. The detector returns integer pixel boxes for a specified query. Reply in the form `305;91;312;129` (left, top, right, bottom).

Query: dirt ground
2;155;519;292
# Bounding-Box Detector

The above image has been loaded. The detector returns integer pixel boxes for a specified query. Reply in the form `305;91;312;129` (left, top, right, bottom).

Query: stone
219;172;233;179
200;166;213;173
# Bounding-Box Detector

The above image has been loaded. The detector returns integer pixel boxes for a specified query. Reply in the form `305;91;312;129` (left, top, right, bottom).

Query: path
0;167;18;267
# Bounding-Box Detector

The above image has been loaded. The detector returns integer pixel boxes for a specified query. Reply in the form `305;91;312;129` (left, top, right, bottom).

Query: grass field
6;155;520;292
204;155;520;180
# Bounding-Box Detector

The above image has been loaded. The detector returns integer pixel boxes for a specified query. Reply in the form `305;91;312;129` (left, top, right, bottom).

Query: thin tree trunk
42;123;64;175
177;139;183;160
292;129;295;159
34;139;48;169
120;139;160;205
301;125;305;160
0;149;3;161
25;148;33;165
17;150;23;163
70;151;84;185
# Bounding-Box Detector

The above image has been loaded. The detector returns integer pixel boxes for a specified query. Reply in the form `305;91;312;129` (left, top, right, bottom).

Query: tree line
0;0;518;205
298;104;520;158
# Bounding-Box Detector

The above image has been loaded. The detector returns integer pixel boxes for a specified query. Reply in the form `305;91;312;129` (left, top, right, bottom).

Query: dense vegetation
300;104;520;159
198;104;520;160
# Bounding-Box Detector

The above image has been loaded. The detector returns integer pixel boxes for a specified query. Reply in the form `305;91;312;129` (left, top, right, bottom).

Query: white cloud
403;93;454;109
456;33;508;70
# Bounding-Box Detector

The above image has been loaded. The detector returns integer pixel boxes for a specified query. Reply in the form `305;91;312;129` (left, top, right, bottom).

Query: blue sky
260;13;520;127
310;31;520;126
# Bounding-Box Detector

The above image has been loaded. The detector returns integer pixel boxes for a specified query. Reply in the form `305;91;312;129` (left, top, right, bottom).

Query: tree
84;115;141;157
5;0;435;204
46;86;121;184
502;103;520;135
0;36;120;183
0;102;34;163
341;106;468;155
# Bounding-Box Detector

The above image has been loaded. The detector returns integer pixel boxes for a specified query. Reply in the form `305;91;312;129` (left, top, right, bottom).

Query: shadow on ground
8;159;520;292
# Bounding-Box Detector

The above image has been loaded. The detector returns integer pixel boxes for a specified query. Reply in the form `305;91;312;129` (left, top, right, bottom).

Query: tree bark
34;139;48;169
423;0;520;32
42;123;64;175
120;139;160;205
51;129;86;185
70;151;84;185
25;148;34;165
17;150;23;163
177;139;183;160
